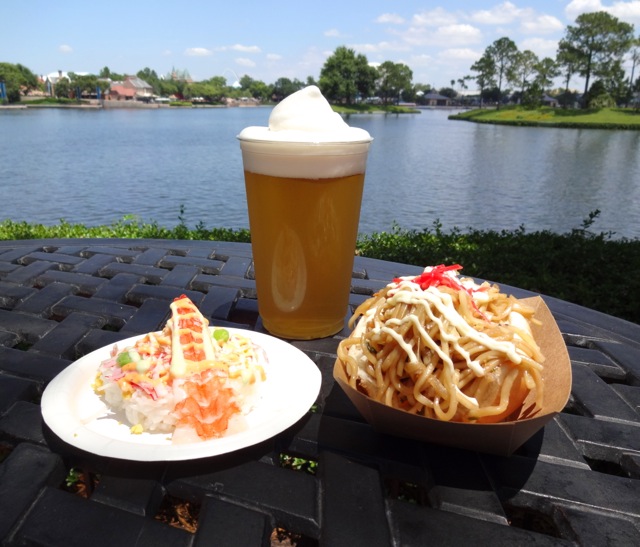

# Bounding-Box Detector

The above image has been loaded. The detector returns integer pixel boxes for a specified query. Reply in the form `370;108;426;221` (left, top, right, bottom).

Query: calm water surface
1;107;639;239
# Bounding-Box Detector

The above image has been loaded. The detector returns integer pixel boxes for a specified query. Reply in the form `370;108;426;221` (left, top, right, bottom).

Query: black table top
0;238;638;546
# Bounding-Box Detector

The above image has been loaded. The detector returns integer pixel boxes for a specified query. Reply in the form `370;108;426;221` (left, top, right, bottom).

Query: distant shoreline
449;106;640;130
1;101;420;113
0;99;262;110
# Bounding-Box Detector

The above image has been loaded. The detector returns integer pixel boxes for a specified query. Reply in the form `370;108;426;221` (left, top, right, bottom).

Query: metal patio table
0;239;638;546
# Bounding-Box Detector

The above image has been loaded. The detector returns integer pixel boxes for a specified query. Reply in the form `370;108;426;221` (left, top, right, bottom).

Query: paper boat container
333;297;572;456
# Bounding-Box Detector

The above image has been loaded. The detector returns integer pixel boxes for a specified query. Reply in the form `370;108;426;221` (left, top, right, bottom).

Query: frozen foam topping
238;86;371;143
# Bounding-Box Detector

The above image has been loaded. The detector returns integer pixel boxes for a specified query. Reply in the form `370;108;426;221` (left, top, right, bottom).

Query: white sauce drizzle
368;276;523;396
168;299;217;377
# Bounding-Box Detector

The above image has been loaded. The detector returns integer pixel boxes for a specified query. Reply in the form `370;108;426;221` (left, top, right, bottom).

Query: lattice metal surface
0;239;638;546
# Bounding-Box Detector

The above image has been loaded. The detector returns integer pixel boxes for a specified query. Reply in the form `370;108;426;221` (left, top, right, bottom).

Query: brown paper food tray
333;296;572;456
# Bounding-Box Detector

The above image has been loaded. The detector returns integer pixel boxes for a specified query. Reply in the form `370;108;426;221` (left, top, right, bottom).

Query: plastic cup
238;135;372;339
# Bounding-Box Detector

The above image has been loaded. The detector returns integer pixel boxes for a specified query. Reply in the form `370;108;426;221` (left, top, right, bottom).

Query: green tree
355;60;378;101
599;60;628;104
238;74;255;90
521;81;544;109
509;50;539;98
233;75;271;101
250;80;272;101
556;41;581;106
209;75;228;90
137;67;161;94
558;11;634;106
54;77;70;99
271;77;305;101
15;64;38;94
99;66;124;81
376;61;413;104
184;78;226;103
533;57;560;94
69;72;108;98
412;83;432;105
485;37;519;108
454;76;472;105
481;86;503;105
319;46;376;104
0;62;38;103
626;37;640;105
457;76;470;92
586;79;616;107
470;51;496;107
155;78;179;98
438;87;456;99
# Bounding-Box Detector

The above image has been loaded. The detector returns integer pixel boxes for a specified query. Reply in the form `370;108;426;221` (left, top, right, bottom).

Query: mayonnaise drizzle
376;277;524;379
168;299;217;377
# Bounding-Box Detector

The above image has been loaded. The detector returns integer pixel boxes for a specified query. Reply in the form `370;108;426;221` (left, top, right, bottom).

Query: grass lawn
449;106;640;129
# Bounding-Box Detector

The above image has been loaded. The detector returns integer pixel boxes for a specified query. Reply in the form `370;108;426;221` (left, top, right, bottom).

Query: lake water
2;106;639;239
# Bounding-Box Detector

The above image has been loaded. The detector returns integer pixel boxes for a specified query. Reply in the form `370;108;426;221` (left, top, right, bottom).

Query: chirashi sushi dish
337;265;545;424
94;295;266;442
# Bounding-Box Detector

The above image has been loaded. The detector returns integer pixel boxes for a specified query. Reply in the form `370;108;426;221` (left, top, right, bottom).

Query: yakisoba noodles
337;265;544;423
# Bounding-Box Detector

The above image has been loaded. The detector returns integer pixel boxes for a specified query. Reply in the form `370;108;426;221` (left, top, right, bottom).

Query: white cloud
356;3;572;89
566;0;640;24
519;37;559;58
350;41;411;54
59;44;73;53
230;44;261;53
235;57;256;68
324;28;341;37
283;46;327;80
387;19;482;51
376;13;405;25
411;8;459;27
565;0;603;19
438;47;483;62
402;23;483;47
266;53;282;61
184;47;213;57
408;53;434;67
470;1;530;25
350;43;380;53
437;24;484;44
609;0;640;21
520;14;564;34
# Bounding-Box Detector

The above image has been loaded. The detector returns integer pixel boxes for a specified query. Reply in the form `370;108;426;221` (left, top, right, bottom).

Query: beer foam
238;86;372;178
239;86;371;144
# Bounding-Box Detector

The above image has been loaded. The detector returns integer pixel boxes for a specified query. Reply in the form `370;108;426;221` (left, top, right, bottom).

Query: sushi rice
93;296;266;442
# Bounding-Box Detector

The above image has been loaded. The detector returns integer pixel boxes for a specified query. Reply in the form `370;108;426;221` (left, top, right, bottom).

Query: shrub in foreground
357;214;640;325
1;211;638;324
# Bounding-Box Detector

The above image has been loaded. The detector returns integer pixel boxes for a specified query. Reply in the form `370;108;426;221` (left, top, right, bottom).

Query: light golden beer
237;86;371;339
244;170;365;339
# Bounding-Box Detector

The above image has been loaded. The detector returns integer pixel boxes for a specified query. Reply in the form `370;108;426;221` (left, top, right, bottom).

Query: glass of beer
238;86;372;339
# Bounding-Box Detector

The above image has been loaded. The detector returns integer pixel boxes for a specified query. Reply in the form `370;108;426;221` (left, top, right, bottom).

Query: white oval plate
41;328;321;461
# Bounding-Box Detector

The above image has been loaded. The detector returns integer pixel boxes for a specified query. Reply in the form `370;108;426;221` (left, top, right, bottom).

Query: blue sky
3;1;639;89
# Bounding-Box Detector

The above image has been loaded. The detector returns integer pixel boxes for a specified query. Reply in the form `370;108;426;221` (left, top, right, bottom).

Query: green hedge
357;216;640;325
1;211;638;325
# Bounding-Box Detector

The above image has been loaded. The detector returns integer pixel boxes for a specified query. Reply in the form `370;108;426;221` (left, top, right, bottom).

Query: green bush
19;97;88;106
0;215;251;243
357;213;640;324
1;210;638;325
